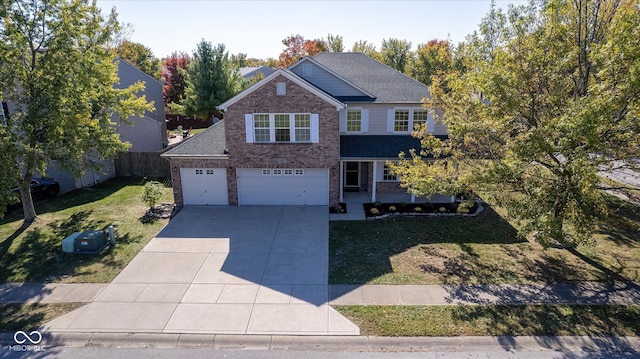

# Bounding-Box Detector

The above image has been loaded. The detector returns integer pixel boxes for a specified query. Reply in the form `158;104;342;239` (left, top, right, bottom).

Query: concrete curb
2;332;639;352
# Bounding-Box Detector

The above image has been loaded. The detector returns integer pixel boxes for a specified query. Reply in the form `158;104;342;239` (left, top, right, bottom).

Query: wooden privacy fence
115;152;170;179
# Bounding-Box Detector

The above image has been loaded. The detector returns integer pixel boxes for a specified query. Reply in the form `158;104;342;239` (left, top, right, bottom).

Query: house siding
340;103;446;136
116;60;168;149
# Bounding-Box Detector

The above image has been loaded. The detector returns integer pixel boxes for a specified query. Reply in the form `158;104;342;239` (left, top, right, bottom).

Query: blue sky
96;0;527;60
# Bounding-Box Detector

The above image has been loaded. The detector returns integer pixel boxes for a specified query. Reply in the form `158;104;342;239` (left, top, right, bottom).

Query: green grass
334;305;640;337
0;178;173;283
0;303;85;331
329;196;640;285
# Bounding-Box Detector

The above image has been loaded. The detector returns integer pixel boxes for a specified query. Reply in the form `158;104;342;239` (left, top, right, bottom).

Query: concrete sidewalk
3;282;639;305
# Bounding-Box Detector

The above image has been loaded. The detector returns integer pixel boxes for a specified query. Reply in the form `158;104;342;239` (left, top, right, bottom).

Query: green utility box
73;230;108;253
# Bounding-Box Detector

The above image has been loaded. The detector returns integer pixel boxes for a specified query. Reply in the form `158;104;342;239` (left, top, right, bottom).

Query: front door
344;162;360;189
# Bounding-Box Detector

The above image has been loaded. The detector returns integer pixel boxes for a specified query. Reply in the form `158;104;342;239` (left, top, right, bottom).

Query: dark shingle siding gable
311;53;430;103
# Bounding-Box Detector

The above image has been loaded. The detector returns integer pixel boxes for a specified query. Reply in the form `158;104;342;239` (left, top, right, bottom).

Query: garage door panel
180;168;228;205
237;169;328;205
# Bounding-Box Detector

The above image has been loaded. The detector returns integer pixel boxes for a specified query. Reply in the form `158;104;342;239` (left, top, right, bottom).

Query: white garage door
237;168;329;205
180;168;228;205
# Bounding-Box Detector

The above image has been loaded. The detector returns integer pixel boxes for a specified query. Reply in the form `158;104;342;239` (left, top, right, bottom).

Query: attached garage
237;168;329;205
180;168;228;205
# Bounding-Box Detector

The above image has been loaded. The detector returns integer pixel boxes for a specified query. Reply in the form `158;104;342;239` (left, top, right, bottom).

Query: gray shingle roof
311;53;430;103
340;135;447;159
162;120;227;157
239;66;275;79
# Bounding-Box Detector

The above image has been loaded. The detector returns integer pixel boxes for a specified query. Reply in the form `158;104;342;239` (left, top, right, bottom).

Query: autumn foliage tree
162;52;189;113
409;39;454;86
391;0;640;248
115;40;161;79
277;34;327;67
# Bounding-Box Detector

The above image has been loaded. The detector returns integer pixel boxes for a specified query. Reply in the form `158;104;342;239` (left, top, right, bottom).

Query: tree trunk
19;175;37;224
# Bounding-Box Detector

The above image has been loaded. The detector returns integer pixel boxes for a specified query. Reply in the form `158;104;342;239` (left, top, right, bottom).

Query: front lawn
329;196;640;285
335;305;640;336
0;178;173;283
0;303;85;331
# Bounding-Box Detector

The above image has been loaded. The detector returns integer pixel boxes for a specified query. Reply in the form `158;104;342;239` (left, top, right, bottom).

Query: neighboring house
162;52;447;207
239;66;275;79
4;58;167;194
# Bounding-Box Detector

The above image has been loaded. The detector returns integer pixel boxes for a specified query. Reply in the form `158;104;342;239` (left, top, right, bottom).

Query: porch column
339;160;344;202
371;160;377;202
411;192;416;203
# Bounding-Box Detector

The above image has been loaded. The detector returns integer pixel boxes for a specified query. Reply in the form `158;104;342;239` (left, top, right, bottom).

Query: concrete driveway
44;206;359;336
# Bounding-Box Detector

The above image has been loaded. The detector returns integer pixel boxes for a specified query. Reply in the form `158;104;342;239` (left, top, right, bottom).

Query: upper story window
346;109;361;132
276;82;286;96
253;114;271;142
413;109;428;130
388;108;429;133
246;113;319;144
294;114;311;142
394;109;410;132
274;114;290;142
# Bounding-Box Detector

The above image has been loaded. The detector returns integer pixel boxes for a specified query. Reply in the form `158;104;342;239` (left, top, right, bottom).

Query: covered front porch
338;159;454;204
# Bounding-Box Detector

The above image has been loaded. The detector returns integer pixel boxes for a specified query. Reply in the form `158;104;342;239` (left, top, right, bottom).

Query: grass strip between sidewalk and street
334;305;640;337
0;303;85;331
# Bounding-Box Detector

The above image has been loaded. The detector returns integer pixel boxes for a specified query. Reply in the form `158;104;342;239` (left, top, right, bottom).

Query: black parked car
9;178;60;206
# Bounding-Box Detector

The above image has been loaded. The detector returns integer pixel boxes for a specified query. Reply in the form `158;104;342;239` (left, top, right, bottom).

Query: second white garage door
237;168;329;205
180;168;228;205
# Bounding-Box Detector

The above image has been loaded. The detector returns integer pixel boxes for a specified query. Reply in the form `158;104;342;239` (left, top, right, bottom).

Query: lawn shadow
329;206;523;285
0;210;113;283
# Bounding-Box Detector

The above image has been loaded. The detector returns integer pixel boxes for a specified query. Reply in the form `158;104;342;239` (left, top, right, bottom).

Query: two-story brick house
162;53;447;207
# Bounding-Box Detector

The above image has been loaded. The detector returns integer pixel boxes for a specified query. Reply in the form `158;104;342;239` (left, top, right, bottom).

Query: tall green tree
380;38;412;73
115;40;161;79
178;40;242;119
324;34;344;52
408;39;454;86
0;0;152;223
352;40;380;60
390;0;640;248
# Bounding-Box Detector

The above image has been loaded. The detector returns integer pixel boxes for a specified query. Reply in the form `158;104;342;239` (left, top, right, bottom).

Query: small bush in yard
142;181;164;210
438;207;447;213
370;208;380;215
414;207;422;212
389;205;397;212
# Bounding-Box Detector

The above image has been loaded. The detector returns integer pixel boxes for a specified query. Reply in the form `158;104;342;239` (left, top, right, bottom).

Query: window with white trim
394;109;410;132
262;169;272;175
274;114;290;142
273;169;283;175
284;169;293;176
383;164;398;181
295;169;304;176
249;113;315;143
346;109;361;132
413;109;428;130
254;114;271;142
294;114;311;142
276;82;286;96
195;169;204;175
206;169;215;175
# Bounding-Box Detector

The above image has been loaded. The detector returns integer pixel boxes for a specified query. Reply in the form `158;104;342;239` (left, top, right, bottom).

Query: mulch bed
364;201;480;218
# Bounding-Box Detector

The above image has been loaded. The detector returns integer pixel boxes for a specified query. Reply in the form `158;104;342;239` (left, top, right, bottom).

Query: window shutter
427;112;435;133
387;109;395;132
245;114;254;143
339;109;346;132
361;109;369;133
310;114;320;143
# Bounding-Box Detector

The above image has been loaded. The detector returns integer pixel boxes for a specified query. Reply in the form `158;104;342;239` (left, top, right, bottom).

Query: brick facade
170;74;341;207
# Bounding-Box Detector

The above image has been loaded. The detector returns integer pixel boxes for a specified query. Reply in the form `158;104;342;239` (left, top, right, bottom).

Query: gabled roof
217;68;345;111
116;58;165;87
311;53;430;103
239;66;275;78
340;135;447;159
289;56;376;100
161;120;227;158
